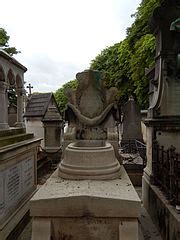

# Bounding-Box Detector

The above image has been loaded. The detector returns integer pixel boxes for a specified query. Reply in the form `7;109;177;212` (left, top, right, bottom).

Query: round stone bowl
58;141;121;180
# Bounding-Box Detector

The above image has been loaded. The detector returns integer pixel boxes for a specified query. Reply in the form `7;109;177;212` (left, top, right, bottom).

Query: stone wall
143;177;180;240
25;118;44;147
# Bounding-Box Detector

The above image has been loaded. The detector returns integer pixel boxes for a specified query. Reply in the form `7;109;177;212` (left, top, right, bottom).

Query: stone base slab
32;217;139;240
142;174;180;240
30;166;141;240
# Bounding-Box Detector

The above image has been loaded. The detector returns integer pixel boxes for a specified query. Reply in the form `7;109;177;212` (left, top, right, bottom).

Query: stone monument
0;50;41;239
120;96;145;186
30;70;140;240
121;96;143;141
143;1;180;239
63;70;121;164
24;93;63;163
60;69;121;179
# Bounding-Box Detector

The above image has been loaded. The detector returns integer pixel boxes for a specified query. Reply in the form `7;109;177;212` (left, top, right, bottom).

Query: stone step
0;127;26;138
0;133;34;147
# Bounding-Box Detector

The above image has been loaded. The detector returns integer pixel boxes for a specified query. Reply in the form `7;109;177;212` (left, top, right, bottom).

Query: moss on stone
0;133;34;147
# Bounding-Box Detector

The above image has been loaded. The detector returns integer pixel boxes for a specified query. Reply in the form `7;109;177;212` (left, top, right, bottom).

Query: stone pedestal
0;128;41;240
30;166;141;240
59;141;121;180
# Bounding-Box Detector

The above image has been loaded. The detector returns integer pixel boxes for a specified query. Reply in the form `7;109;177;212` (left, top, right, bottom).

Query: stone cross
27;83;33;95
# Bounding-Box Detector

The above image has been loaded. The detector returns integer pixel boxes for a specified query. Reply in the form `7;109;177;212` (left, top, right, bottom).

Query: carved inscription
0;154;35;221
22;157;34;194
6;163;21;204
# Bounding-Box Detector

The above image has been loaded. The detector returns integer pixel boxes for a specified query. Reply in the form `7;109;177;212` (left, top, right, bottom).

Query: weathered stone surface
31;70;140;239
143;175;180;240
31;167;140;218
0;138;41;240
122;96;143;140
64;70;120;143
143;1;180;240
59;70;121;179
30;167;140;240
0;50;41;240
59;141;120;180
8;105;17;127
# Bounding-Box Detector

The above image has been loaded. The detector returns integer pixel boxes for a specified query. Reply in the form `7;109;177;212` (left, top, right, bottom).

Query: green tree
127;0;161;49
90;0;161;109
54;79;78;114
8;87;17;107
54;0;162;109
130;34;155;107
90;40;133;104
0;28;19;55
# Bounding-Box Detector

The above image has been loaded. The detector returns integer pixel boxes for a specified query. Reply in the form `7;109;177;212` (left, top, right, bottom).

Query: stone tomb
31;167;140;240
0;51;41;239
24;93;63;163
0;130;40;239
30;70;141;240
143;1;180;239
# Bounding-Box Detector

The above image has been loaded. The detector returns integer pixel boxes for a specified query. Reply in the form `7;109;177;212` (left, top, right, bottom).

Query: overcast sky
1;0;141;93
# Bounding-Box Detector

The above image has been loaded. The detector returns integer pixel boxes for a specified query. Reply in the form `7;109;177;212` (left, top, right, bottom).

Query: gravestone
121;96;143;141
0;50;41;240
143;1;180;239
30;70;140;240
121;96;144;186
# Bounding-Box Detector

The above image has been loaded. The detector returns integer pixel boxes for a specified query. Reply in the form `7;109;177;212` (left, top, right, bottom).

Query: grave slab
30;166;141;240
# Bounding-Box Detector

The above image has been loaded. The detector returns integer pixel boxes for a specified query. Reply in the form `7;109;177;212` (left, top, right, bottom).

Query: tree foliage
8;87;17;107
54;79;78;114
54;0;162;111
0;28;19;55
90;0;161;108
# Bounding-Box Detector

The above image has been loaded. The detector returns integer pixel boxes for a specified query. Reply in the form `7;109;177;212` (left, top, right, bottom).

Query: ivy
54;79;78;114
90;0;161;109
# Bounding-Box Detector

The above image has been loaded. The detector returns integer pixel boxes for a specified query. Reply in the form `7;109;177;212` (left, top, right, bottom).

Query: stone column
15;88;25;128
0;81;9;129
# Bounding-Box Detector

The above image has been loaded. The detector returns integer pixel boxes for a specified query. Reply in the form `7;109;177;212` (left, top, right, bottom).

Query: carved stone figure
59;69;121;179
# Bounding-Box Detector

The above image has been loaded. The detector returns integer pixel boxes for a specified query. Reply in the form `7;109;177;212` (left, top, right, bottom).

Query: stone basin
58;141;121;180
73;140;105;148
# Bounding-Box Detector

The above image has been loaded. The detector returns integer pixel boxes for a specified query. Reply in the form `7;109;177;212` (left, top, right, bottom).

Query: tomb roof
0;48;27;72
24;92;60;118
